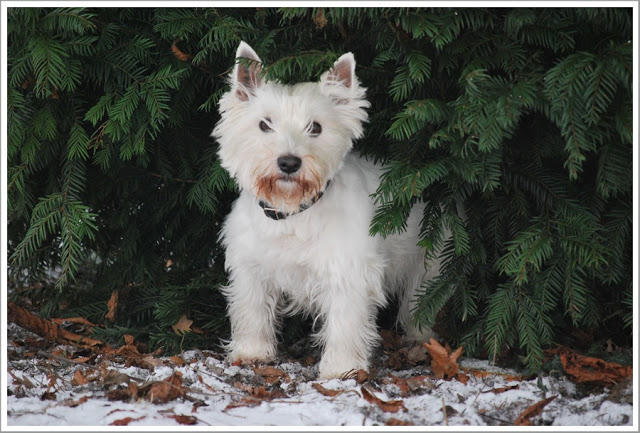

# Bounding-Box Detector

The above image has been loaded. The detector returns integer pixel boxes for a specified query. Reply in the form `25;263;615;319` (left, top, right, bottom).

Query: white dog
213;42;439;379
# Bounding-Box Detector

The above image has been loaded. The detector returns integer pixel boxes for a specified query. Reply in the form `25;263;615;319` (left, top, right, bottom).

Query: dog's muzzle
258;180;331;221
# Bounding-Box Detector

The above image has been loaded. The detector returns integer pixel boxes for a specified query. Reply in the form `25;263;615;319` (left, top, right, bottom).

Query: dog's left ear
233;41;263;101
321;53;357;90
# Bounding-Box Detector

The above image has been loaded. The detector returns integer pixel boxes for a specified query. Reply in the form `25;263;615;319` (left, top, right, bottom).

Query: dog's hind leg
397;259;440;344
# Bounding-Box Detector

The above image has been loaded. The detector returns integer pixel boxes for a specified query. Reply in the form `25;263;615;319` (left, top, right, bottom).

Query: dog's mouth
254;170;326;216
276;175;296;183
258;179;331;220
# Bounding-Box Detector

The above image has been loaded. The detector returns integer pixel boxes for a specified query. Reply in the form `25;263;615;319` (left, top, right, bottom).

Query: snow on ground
5;325;634;428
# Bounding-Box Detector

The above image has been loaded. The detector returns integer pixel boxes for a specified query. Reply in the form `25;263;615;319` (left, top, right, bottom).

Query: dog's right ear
233;42;263;101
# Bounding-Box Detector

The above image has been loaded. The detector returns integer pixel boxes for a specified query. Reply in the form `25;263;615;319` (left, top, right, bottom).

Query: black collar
258;180;331;221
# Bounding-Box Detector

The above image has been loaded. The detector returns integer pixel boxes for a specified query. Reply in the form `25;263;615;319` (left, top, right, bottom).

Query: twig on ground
478;412;512;425
8;302;109;351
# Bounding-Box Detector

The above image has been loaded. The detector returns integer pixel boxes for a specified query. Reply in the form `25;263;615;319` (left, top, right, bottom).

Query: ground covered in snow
5;323;634;427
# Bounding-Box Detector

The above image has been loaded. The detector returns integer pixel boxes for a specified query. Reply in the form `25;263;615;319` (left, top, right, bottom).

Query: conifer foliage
7;7;633;368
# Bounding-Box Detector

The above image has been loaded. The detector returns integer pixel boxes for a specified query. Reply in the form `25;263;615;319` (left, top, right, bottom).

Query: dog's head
213;42;369;216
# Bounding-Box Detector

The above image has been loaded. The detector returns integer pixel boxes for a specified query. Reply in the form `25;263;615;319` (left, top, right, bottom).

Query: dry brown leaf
40;391;57;401
360;386;406;413
8;370;35;389
140;355;164;368
171;40;192;62
128;381;139;400
388;375;410;397
355;369;370;383
312;382;343;397
490;384;520;394
546;346;632;386
110;416;146;426
253;365;290;384
168;414;198;425
72;370;90;386
405;375;435;392
423;338;464;381
62;396;89;407
455;372;470;384
105;388;133;402
197;375;218;393
144;372;184;404
461;367;524;382
105;290;119;322
115;338;142;358
171;315;193;335
191;401;208;413
232;381;286;401
380;329;403;351
514;395;557;426
224;397;262;411
385;417;414;426
406;345;428;364
313;8;328;29
73;355;96;364
102;369;132;386
169;355;186;366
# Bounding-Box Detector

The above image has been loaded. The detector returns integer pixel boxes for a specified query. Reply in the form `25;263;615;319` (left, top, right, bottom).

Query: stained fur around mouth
255;172;322;209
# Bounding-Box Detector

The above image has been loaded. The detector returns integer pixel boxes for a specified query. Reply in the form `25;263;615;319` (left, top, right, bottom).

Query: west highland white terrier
212;42;439;379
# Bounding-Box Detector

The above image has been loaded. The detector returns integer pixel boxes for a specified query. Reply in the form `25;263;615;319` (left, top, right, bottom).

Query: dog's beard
253;156;327;215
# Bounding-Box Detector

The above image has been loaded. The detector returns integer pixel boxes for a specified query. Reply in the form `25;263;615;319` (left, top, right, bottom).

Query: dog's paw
227;342;276;366
317;354;369;380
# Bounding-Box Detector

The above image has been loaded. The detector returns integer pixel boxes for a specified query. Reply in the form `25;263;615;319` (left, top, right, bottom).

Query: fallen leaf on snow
490;384;520;394
253;365;290;384
423;338;469;383
312;382;344;397
8;370;35;389
514;395;557;426
405;375;436;392
224;397;262;411
356;369;370;383
233;381;286;400
168;414;198;425
385;417;414;426
62;395;89;407
72;370;90;386
461;367;524;382
110;416;146;426
40;391;56;401
546;346;632;387
102;369;132;386
388;375;409;397
361;386;406;413
142;372;184;404
112;334;143;359
169;355;186;366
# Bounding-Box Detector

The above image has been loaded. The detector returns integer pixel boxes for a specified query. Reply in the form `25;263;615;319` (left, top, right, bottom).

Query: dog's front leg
316;279;383;379
223;272;279;364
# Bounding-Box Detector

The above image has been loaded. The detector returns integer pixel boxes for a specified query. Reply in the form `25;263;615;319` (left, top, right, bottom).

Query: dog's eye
259;119;273;133
309;122;322;136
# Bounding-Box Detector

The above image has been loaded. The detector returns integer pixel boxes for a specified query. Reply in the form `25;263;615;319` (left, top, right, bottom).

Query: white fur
212;42;438;379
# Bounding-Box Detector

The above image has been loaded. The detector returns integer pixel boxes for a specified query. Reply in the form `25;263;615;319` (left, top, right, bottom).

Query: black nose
277;155;302;174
